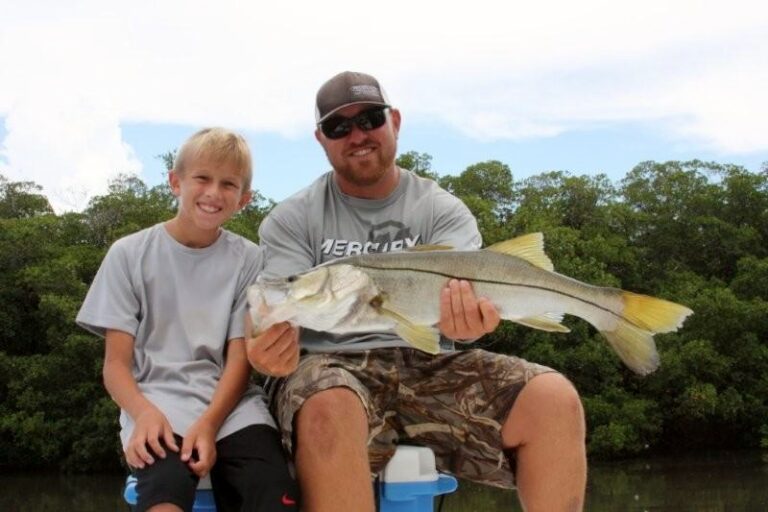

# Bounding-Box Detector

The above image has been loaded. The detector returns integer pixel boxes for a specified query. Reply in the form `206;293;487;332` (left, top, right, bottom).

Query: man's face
315;103;401;195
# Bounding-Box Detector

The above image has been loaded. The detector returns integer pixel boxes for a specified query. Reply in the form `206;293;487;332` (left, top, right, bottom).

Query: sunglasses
319;106;389;140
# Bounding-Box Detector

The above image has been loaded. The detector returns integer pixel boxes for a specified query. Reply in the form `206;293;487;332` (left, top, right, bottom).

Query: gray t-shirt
258;168;482;351
76;224;275;447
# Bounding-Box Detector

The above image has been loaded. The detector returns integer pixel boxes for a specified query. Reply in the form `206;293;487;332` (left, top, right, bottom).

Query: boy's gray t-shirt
76;224;275;447
258;168;482;352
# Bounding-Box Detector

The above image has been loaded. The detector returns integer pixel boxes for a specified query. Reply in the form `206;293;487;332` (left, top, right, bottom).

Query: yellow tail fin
602;322;660;375
601;292;692;375
621;292;693;333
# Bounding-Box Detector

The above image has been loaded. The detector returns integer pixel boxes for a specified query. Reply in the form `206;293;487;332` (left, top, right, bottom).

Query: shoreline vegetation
1;154;766;472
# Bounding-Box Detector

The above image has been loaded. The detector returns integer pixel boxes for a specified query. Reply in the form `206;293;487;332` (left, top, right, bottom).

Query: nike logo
281;493;297;506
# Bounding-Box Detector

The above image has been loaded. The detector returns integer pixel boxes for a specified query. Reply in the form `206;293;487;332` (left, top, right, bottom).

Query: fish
248;233;693;375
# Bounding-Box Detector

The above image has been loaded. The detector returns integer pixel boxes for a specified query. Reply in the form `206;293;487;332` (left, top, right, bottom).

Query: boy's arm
181;336;251;476
104;329;178;468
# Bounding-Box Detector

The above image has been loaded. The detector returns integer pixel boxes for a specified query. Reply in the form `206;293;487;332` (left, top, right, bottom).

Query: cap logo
350;85;380;99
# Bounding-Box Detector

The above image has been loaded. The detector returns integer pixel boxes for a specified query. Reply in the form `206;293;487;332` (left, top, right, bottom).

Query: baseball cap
315;71;390;123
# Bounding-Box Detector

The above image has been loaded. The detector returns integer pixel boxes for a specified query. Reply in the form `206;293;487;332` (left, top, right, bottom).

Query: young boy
76;128;299;512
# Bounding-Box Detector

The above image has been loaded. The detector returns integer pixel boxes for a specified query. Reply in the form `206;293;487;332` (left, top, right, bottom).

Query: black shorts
132;424;300;512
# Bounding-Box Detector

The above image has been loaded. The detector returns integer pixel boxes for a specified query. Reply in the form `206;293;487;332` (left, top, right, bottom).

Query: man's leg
502;372;586;512
294;387;375;512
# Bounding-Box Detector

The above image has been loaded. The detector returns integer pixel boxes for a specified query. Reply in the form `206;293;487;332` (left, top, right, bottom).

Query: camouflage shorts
272;347;555;489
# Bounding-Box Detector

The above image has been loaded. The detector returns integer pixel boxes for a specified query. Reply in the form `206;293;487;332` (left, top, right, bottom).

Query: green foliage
396;150;438;181
1;155;767;472
584;389;662;457
83;174;176;247
223;190;275;242
731;256;768;300
0;176;54;218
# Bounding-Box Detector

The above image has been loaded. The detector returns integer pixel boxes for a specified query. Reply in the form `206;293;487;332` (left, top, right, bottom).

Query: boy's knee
134;452;197;512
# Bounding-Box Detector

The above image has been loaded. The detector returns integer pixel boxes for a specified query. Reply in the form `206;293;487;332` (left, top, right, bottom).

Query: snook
248;233;693;375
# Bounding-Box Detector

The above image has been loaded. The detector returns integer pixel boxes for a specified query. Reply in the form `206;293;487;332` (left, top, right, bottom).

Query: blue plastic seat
123;474;215;512
123;445;458;511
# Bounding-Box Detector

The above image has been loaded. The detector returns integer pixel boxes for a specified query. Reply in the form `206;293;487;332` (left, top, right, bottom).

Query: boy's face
169;158;251;236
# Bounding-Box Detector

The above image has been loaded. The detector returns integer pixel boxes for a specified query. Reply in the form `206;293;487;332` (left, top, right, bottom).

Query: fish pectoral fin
485;233;554;271
378;307;440;354
513;314;570;333
406;244;454;252
394;323;441;355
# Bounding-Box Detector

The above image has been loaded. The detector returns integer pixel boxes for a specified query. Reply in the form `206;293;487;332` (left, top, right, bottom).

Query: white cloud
1;0;766;210
0;89;141;212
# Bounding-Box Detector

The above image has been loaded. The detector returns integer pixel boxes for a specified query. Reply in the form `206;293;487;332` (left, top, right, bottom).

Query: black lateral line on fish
350;263;646;331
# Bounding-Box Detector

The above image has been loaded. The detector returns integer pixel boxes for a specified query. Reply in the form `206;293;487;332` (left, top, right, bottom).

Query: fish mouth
255;275;293;302
256;275;291;286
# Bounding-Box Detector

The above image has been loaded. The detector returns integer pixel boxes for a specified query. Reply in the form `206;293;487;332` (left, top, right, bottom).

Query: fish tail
600;292;692;375
602;323;660;375
621;292;693;333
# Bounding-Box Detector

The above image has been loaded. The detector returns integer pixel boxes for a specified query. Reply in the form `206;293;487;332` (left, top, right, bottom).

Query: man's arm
104;329;178;468
429;190;501;341
243;209;308;376
258;209;315;279
245;318;300;377
438;279;501;341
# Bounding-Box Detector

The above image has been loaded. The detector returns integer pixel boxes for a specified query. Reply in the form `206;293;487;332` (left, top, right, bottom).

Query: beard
325;137;398;188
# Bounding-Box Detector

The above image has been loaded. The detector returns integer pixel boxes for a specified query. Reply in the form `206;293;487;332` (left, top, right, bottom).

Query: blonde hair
173;127;252;191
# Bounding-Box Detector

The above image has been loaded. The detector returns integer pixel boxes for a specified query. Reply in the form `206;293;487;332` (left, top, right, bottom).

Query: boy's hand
181;419;217;478
246;320;300;377
439;279;500;342
125;405;178;469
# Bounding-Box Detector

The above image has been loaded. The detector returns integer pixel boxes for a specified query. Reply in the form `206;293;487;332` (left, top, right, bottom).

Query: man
247;71;586;512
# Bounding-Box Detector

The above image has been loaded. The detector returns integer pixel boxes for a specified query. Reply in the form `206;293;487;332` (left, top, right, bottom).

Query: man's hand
125;405;178;469
181;418;217;478
245;319;300;376
439;279;500;341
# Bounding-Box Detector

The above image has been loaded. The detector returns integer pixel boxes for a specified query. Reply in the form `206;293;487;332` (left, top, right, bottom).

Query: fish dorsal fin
406;244;454;252
485;233;554;271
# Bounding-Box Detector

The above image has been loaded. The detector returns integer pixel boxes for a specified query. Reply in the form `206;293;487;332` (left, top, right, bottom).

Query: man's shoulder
275;172;331;208
400;170;465;206
265;172;332;225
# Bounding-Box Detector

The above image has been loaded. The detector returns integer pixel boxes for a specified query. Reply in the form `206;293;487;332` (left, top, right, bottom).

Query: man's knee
532;373;583;419
295;387;369;449
503;373;585;445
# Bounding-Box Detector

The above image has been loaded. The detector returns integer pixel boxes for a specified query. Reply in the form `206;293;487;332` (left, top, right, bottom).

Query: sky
1;0;767;212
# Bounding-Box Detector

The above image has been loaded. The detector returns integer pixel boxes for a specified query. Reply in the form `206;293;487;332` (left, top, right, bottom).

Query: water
1;450;766;511
443;450;768;511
